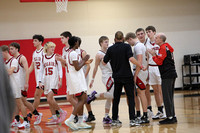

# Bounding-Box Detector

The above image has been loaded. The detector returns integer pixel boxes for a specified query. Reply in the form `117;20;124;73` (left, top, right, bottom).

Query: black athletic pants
161;78;176;118
112;77;135;120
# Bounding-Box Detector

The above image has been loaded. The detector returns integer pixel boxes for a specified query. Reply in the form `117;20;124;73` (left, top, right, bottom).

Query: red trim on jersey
106;76;114;91
75;92;84;97
45;53;55;59
136;77;146;90
65;47;70;52
36;48;43;53
99;50;106;54
5;57;13;64
16;54;24;68
80;49;84;59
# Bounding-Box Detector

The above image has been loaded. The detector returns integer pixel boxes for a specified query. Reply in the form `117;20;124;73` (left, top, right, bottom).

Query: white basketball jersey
15;54;26;90
65;49;88;94
32;47;44;86
76;48;89;84
146;38;160;65
97;50;112;78
5;57;21;98
42;54;62;90
133;41;147;69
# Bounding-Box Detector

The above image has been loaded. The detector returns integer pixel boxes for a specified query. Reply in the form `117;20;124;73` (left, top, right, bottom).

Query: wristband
91;78;94;81
140;65;143;69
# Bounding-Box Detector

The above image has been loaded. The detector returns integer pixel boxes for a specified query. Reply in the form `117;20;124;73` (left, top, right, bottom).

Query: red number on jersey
36;62;40;69
45;67;53;75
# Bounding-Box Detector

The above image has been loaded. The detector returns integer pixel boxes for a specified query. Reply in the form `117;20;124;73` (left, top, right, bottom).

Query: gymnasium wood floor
10;90;200;133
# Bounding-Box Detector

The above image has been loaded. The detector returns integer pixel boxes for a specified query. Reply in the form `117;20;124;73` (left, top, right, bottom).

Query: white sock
78;115;83;123
95;93;100;98
68;114;75;122
52;115;57;120
105;113;109;117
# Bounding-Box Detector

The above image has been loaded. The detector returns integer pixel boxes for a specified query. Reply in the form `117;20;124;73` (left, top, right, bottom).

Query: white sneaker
18;121;30;129
147;109;154;119
46;118;58;125
34;113;43;125
152;111;165;120
77;122;92;129
11;119;21;127
65;119;78;130
83;113;88;122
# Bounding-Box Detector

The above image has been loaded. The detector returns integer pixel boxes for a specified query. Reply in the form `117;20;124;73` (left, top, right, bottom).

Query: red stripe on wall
0;38;66;98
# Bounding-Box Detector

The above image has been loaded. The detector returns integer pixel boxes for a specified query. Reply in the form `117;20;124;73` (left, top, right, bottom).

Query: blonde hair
44;42;56;53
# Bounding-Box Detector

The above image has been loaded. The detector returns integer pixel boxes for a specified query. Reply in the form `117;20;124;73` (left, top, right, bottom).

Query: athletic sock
88;111;94;116
147;106;152;112
27;113;32;118
158;106;163;113
15;115;20;122
137;111;141;117
78;115;83;123
105;113;109;117
24;117;29;123
32;109;39;115
143;112;148;118
56;110;60;115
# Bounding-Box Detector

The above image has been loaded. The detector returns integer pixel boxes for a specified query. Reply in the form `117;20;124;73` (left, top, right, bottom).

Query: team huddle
1;25;177;130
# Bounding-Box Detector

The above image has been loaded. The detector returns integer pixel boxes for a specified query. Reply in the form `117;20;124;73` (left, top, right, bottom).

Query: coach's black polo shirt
103;42;133;79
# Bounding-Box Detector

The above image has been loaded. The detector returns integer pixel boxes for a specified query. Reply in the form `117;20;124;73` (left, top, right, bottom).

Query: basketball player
1;45;30;129
135;28;154;119
125;32;149;124
145;26;165;119
38;42;67;125
87;36;113;124
64;36;92;130
28;35;45;124
75;37;95;123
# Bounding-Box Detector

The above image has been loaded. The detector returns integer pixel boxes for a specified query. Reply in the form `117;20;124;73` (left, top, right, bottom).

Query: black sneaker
86;115;95;122
111;120;122;126
159;118;175;124
173;117;177;123
141;116;149;124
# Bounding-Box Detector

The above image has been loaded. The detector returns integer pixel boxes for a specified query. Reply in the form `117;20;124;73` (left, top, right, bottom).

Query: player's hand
85;59;93;64
55;54;62;61
142;66;147;71
83;54;90;62
24;83;29;90
147;49;156;56
89;80;94;88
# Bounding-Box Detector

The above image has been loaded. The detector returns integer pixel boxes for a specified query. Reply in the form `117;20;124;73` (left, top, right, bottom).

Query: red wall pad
0;38;67;98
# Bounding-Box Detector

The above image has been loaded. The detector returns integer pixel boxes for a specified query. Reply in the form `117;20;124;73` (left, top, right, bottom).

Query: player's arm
73;55;90;71
38;62;44;89
21;56;29;90
81;50;91;78
28;61;34;74
57;61;63;88
55;54;66;67
89;54;101;88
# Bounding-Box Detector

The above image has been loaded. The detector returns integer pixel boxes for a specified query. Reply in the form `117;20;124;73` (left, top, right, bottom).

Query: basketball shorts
148;66;161;85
